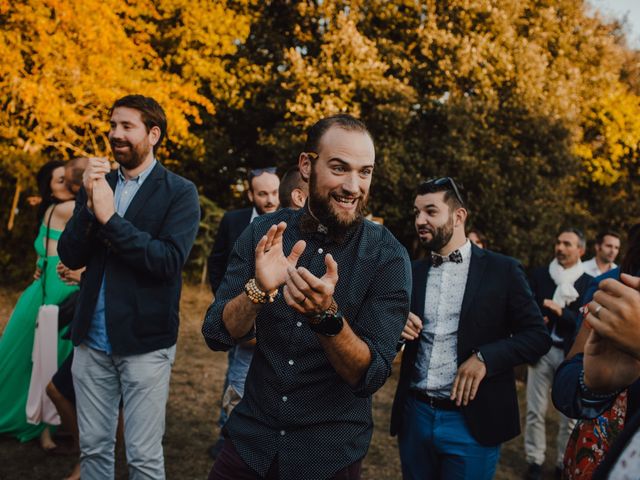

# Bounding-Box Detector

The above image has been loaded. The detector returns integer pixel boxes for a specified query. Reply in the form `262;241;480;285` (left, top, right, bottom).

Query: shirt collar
459;239;472;261
117;159;157;185
298;203;362;245
250;207;259;222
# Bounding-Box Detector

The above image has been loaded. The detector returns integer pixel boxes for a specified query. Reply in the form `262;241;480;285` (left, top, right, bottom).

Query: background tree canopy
1;0;639;283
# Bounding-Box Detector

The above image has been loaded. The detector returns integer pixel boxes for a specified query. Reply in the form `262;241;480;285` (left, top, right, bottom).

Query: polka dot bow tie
431;250;463;268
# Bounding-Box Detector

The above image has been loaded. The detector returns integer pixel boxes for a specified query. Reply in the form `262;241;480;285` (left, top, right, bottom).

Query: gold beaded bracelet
244;278;278;304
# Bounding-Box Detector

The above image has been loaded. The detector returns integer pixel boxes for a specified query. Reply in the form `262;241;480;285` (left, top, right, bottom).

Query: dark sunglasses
249;166;277;177
421;177;465;206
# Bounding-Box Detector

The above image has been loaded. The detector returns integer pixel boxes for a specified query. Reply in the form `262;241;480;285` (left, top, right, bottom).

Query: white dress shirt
582;257;616;278
411;240;472;399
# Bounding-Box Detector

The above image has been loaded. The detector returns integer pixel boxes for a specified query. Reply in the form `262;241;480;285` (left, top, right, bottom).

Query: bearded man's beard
110;138;152;170
308;170;367;233
418;215;454;252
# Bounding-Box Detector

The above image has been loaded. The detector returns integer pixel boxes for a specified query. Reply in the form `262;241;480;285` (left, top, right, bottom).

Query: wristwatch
308;310;344;336
472;348;485;363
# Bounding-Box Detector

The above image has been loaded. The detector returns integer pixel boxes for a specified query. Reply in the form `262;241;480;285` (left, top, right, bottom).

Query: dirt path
0;284;561;479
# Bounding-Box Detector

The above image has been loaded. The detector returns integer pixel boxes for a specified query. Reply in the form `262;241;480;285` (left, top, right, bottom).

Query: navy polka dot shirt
202;206;411;479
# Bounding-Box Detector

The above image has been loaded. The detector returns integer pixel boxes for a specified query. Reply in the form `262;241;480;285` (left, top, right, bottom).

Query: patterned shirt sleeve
349;242;411;397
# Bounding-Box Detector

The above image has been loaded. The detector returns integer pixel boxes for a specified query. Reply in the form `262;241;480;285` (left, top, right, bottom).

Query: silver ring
594;304;602;318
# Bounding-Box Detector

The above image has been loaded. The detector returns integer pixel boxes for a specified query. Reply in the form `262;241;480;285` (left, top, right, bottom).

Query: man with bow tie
390;177;551;479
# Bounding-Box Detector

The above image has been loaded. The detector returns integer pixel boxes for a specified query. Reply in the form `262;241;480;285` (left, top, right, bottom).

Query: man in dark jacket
391;178;550;479
58;95;200;480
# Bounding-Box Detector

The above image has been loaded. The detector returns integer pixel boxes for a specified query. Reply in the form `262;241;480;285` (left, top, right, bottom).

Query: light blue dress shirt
85;160;157;354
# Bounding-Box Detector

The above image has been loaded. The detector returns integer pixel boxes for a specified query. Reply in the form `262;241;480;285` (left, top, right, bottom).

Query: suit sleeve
98;182;200;281
58;187;100;269
208;212;230;294
479;260;552;378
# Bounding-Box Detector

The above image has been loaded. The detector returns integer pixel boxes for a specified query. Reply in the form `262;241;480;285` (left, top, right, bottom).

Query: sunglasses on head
421;177;465;206
249;166;277;177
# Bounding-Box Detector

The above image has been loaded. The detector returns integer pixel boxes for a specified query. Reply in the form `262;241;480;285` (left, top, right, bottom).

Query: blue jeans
216;345;254;430
398;395;500;480
72;344;175;480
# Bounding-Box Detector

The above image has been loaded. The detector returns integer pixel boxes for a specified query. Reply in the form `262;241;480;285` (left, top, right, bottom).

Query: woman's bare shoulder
51;200;76;227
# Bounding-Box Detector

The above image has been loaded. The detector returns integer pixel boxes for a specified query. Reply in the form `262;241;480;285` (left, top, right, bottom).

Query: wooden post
7;181;21;231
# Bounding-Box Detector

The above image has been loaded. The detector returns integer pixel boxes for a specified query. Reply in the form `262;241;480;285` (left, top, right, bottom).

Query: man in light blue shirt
59;95;200;480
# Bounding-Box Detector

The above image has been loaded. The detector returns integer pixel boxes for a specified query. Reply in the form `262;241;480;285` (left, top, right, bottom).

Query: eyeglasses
421;177;465;206
249;166;277;177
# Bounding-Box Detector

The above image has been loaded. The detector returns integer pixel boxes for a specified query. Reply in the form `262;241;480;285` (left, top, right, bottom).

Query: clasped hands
83;157;115;224
401;312;487;407
254;222;338;317
582;273;640;393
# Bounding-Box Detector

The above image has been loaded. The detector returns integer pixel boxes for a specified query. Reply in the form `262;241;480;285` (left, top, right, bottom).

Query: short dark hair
416;177;465;210
468;228;488;248
303;114;372;154
595;230;621;245
66;157;87;190
110;95;167;153
279;166;307;208
558;227;586;248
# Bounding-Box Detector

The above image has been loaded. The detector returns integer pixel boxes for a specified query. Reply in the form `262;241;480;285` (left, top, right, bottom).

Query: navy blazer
207;207;253;293
58;163;200;355
391;245;551;446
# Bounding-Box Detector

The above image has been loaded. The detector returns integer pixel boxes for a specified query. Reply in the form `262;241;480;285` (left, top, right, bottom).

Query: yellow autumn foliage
0;0;251;182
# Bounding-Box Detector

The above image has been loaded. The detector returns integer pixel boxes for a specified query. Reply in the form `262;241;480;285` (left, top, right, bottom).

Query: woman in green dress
0;160;79;448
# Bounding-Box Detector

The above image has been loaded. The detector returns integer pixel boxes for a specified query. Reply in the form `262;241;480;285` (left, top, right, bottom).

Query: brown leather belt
410;389;459;411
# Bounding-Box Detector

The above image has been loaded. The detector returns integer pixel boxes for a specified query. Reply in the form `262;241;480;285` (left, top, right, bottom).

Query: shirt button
280;430;286;436
282;396;288;402
318;248;323;254
296;321;302;327
288;359;294;366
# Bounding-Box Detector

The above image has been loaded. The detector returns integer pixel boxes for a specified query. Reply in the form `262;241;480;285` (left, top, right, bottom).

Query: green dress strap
38;222;63;241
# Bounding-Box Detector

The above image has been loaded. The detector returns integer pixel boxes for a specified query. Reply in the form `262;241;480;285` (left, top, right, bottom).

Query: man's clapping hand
82;157;111;210
92;177;115;224
254;222;306;293
283;255;338;318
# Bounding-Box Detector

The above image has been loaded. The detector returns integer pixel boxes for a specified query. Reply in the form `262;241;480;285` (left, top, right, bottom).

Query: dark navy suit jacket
207;207;253;293
58;163;200;355
391;244;551;446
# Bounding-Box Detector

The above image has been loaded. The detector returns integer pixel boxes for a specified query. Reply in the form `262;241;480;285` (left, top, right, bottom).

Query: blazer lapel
459;244;488;326
123;162;165;222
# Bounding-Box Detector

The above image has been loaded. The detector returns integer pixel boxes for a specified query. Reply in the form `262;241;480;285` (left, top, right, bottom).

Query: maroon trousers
208;439;362;480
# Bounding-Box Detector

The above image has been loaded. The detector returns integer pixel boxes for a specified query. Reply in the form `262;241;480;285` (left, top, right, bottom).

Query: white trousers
524;346;576;467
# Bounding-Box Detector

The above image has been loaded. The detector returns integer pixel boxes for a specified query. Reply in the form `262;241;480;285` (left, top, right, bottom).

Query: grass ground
0;284;563;479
